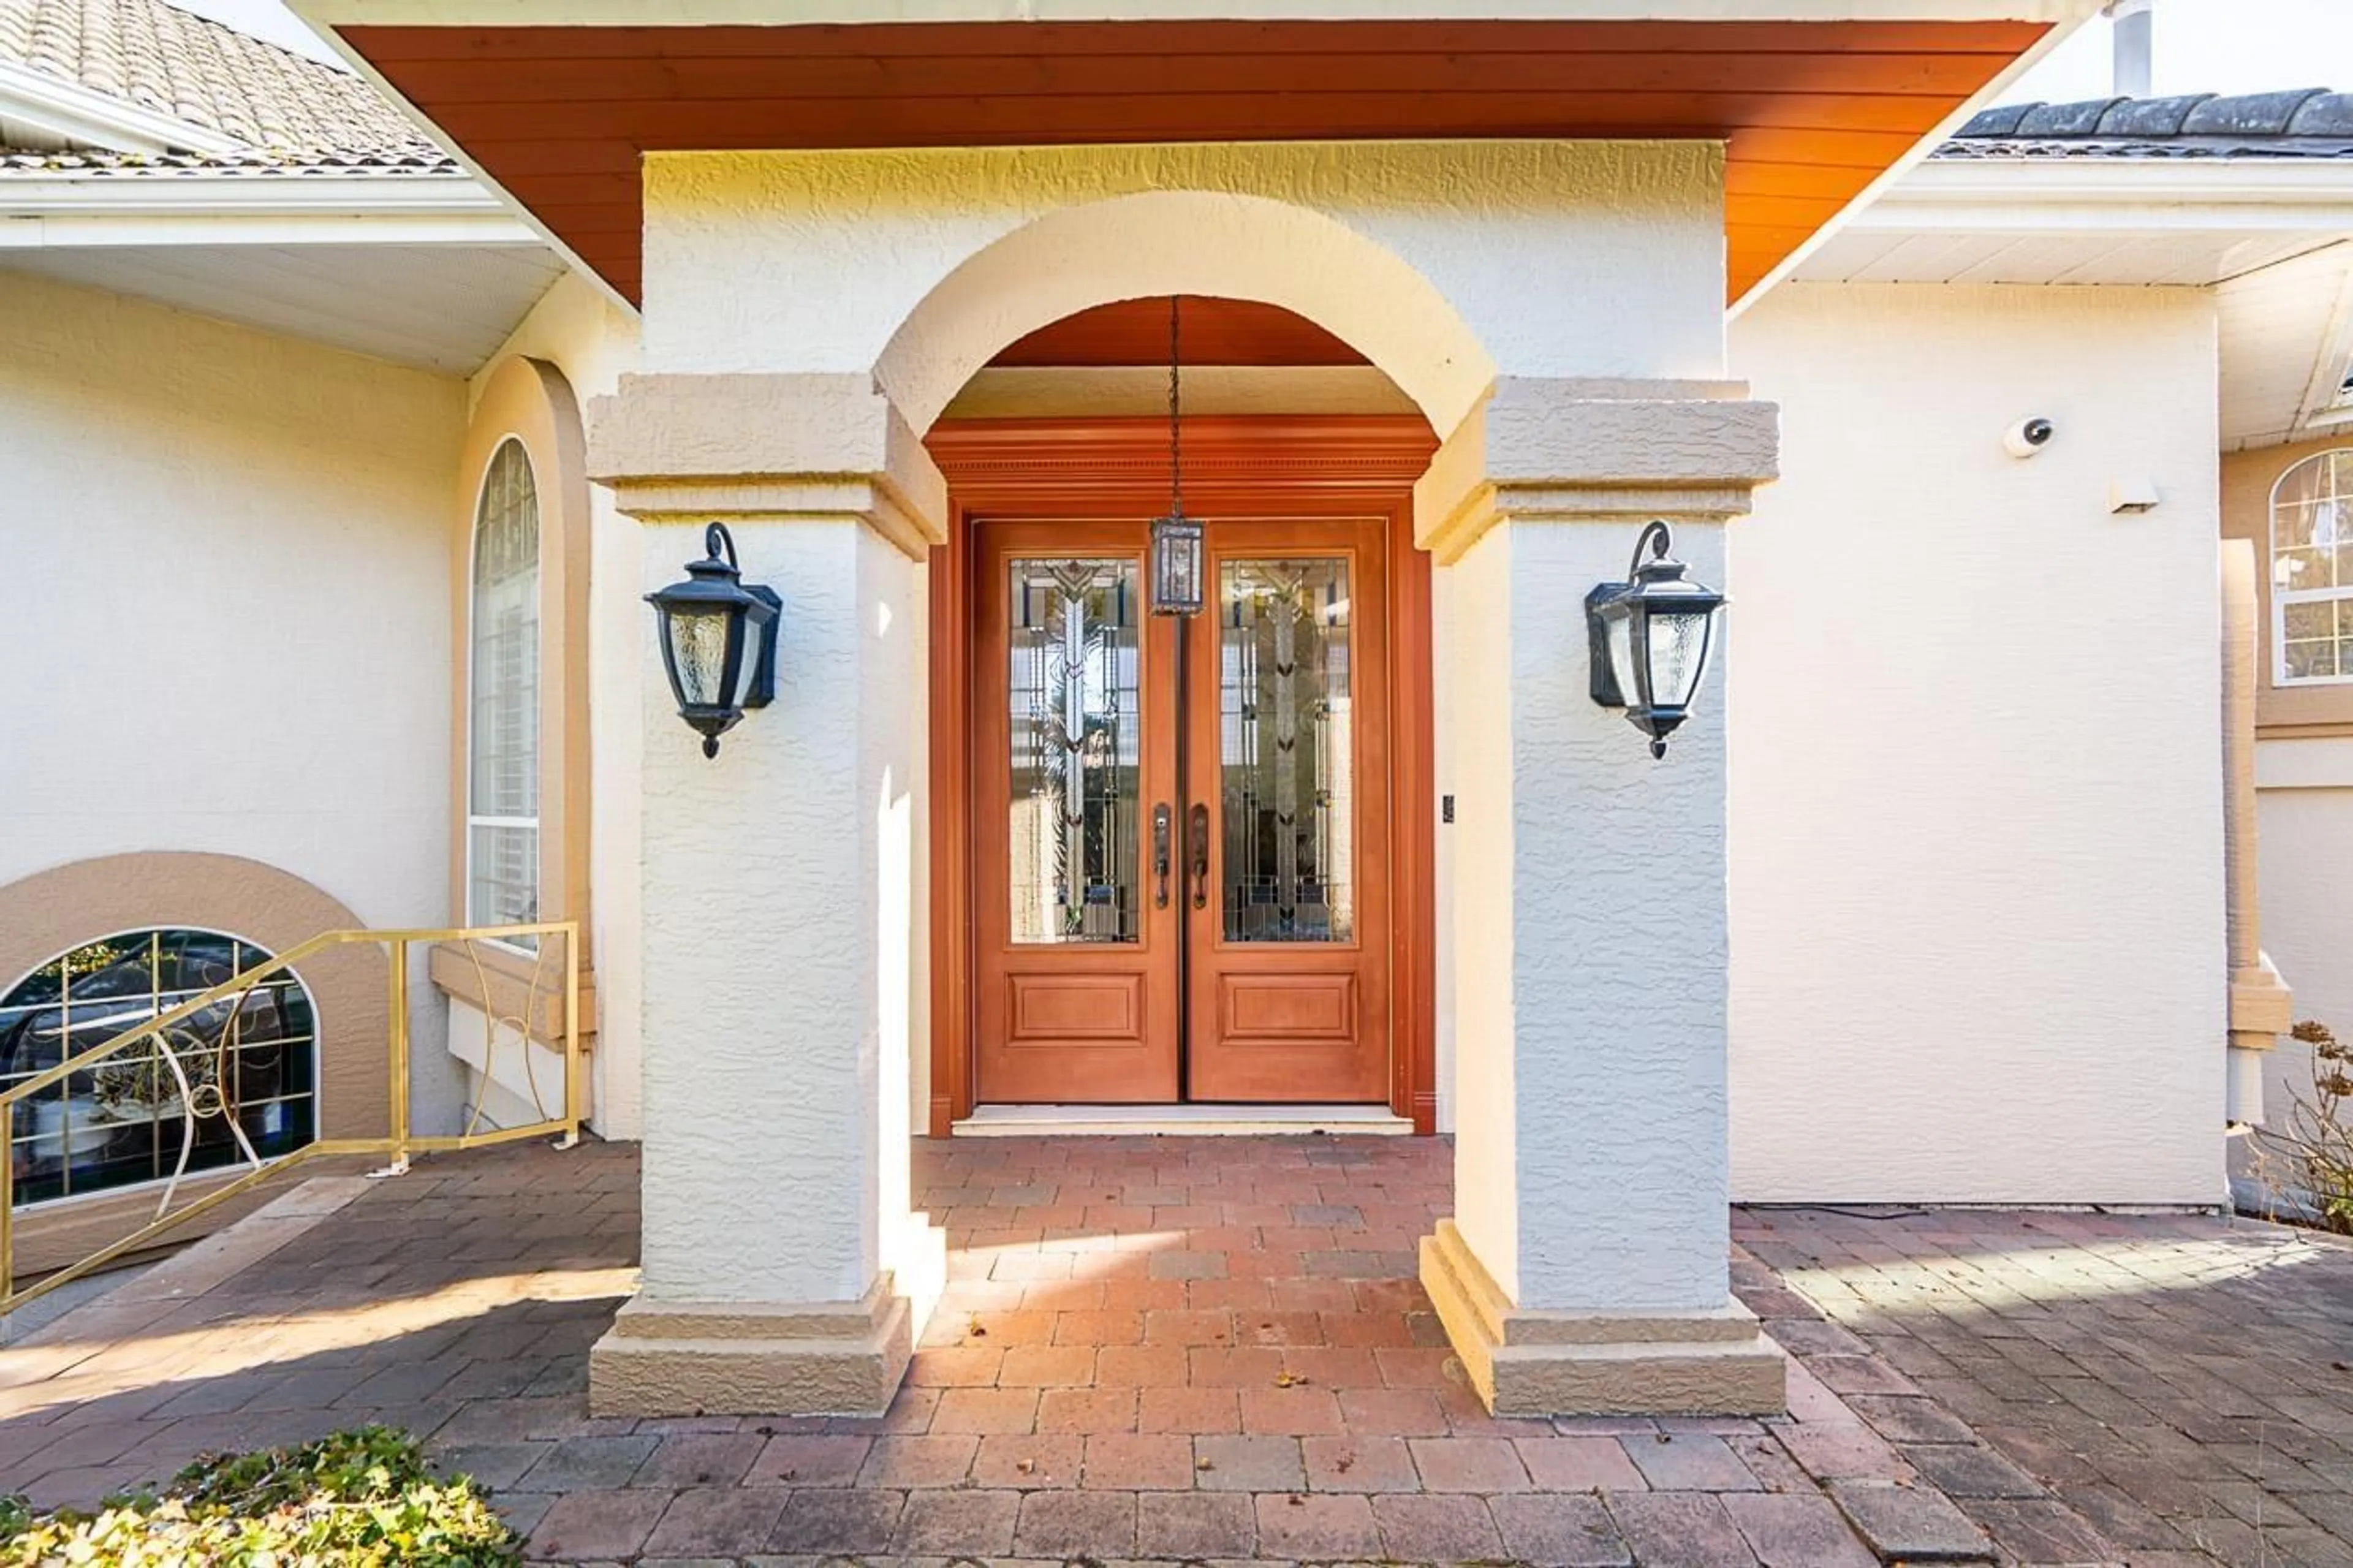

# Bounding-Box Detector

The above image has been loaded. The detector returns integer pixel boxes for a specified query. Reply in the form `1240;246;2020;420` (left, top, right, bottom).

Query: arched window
469;437;541;942
0;930;318;1206
2273;449;2353;685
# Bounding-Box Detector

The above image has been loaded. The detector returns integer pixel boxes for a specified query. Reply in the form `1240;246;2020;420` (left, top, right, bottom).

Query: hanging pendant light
1149;297;1204;617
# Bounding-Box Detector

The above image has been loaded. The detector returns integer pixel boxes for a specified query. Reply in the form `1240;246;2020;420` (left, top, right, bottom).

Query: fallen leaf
1195;1458;1215;1472
1335;1452;1355;1474
1287;1494;1306;1507
1016;1458;1036;1475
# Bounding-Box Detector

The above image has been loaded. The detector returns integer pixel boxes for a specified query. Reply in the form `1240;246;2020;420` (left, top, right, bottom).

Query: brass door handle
1152;804;1172;909
1189;803;1211;911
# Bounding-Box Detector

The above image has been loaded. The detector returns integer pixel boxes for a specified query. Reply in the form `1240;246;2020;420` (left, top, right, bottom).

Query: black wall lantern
1149;298;1205;616
1586;520;1725;760
646;521;781;759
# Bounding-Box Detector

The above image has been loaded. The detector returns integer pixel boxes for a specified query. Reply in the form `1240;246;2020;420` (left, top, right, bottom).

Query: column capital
587;371;949;559
1414;377;1780;564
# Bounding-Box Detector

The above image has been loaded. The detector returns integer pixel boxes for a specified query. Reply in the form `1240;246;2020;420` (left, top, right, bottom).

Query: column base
589;1273;915;1418
1420;1221;1786;1417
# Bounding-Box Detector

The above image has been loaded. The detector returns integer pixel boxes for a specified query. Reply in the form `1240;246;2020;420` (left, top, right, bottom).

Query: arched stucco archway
874;190;1497;438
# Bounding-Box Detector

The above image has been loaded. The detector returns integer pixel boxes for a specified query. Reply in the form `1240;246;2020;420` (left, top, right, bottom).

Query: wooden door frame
924;414;1440;1136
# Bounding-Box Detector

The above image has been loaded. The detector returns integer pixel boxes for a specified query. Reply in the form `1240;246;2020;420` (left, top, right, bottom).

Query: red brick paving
13;1136;2344;1564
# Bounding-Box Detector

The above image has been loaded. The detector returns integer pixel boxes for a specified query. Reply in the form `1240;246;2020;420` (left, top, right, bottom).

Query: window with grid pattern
2273;450;2353;686
0;931;317;1206
469;439;541;943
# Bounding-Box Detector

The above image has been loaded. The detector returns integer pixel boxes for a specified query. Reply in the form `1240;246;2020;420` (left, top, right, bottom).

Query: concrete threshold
952;1103;1414;1137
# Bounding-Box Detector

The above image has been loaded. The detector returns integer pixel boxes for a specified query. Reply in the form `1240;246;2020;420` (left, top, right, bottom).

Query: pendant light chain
1168;295;1183;520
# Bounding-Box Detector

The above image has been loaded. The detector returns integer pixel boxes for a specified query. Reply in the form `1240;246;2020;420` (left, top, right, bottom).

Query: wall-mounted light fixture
1586;520;1726;761
646;521;781;759
1149;297;1204;616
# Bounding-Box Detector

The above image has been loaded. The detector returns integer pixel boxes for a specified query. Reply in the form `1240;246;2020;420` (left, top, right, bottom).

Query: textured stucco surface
0;270;466;1129
1726;284;2227;1205
640;141;1726;437
1445;518;1733;1312
473;274;647;1138
2253;743;2353;1149
635;517;923;1305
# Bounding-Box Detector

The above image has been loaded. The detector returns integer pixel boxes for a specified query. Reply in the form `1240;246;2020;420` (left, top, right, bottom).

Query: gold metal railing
0;920;582;1316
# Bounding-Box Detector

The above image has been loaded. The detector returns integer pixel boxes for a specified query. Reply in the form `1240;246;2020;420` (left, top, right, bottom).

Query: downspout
2219;539;2291;1126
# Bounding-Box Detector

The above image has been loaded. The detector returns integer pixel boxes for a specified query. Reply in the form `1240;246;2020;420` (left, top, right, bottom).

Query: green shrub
0;1426;518;1566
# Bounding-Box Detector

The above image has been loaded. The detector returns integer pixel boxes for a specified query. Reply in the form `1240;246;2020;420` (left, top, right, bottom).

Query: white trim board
0;175;537;248
953;1104;1414;1137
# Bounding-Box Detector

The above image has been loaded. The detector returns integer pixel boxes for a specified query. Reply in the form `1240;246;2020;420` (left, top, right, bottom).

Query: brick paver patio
1;1136;2349;1566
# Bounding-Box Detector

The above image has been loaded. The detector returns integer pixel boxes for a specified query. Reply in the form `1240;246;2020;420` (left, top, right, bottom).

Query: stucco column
2220;539;2290;1122
1414;378;1786;1415
582;373;947;1417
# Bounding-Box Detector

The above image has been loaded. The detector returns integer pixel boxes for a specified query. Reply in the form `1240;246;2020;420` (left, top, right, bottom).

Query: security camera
2003;417;2055;458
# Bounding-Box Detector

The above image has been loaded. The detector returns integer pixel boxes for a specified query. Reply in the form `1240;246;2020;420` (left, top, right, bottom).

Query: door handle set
1154;803;1213;912
1189;803;1211;910
1152;804;1172;908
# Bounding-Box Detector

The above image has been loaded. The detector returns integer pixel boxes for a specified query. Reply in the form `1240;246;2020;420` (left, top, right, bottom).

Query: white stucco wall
1726;283;2227;1206
634;518;924;1303
2253;736;2353;1145
640;140;1727;435
467;273;648;1138
0;270;467;1126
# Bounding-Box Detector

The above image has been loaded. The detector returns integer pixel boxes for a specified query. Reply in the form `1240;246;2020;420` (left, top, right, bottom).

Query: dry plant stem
2253;1019;2353;1234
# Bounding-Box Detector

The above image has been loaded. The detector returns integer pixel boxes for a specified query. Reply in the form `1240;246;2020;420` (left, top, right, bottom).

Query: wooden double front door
972;517;1392;1104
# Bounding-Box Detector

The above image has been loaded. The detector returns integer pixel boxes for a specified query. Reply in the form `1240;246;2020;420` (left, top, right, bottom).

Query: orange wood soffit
338;18;2048;308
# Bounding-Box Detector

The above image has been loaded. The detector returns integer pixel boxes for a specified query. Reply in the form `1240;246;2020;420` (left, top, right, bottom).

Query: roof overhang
0;170;559;373
290;1;2092;311
1783;155;2353;452
1796;156;2353;285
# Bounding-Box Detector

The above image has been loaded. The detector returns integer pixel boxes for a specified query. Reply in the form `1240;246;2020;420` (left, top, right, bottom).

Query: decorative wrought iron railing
0;921;583;1316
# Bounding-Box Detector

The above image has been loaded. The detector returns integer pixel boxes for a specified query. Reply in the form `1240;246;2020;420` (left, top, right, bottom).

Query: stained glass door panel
1007;558;1142;945
1217;559;1354;944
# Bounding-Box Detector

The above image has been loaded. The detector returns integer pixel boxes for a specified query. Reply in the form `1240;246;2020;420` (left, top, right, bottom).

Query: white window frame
464;436;544;945
2270;449;2353;688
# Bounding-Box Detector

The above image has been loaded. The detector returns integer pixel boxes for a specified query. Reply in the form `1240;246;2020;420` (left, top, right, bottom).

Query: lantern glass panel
1646;602;1716;710
1604;610;1639;706
669;607;737;707
1151;517;1203;615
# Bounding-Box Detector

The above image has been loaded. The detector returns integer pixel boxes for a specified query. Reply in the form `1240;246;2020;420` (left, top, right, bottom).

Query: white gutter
0;61;245;159
1856;160;2353;233
0;173;539;247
